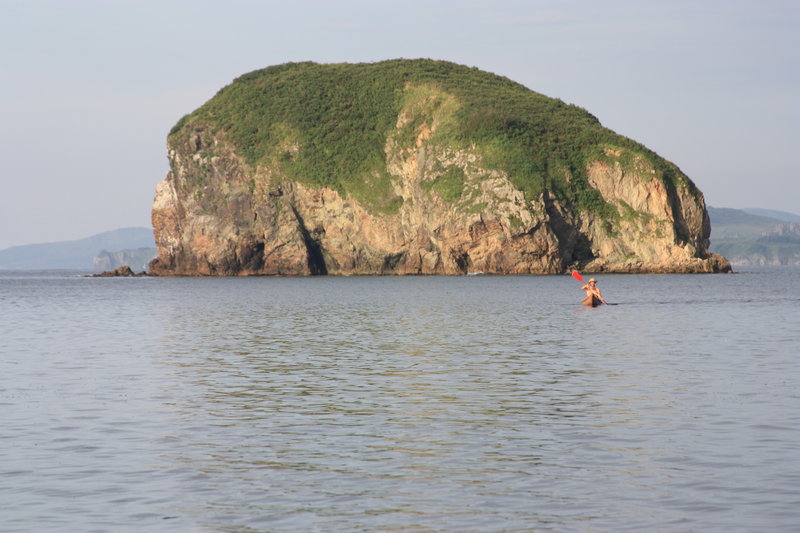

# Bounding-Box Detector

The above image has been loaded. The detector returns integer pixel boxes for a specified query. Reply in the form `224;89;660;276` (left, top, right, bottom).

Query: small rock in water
92;266;144;277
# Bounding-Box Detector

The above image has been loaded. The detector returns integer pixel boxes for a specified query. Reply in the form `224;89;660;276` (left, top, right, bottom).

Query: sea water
1;268;798;532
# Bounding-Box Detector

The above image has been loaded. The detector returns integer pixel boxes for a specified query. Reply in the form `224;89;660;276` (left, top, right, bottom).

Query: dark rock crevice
290;205;328;275
236;240;265;272
451;249;470;273
661;178;692;245
543;192;594;266
382;252;406;273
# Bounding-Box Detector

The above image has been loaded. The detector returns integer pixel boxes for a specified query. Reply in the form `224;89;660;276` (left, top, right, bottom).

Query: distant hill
707;207;784;239
0;228;155;270
741;208;800;223
708;207;800;265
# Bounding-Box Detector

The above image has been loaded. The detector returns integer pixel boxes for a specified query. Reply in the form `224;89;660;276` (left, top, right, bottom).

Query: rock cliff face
150;60;730;275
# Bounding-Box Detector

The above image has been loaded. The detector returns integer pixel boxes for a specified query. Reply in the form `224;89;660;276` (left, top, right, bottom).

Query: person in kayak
581;278;608;306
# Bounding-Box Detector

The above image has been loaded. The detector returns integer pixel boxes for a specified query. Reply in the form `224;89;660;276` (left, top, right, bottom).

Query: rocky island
150;60;730;275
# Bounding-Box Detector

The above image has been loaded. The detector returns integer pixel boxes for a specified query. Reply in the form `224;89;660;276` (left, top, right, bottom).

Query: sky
1;0;798;250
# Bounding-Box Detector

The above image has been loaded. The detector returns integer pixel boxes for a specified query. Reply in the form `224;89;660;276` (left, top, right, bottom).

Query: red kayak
582;294;602;307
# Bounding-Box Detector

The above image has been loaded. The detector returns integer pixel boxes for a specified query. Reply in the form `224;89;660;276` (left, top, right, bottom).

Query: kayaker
581;278;608;306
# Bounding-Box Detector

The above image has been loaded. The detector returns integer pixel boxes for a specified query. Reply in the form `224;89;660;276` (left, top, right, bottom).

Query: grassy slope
170;59;700;217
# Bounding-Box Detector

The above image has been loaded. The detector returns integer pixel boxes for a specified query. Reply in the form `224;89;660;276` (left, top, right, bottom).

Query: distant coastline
708;207;800;266
0;227;154;271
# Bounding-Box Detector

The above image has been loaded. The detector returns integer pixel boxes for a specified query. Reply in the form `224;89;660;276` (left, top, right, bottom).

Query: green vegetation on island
170;59;700;219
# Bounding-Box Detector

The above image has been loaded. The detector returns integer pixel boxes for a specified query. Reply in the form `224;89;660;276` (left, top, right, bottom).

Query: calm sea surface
1;268;798;532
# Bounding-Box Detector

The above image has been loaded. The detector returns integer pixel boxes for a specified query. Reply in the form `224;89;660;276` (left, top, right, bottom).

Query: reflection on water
2;271;799;532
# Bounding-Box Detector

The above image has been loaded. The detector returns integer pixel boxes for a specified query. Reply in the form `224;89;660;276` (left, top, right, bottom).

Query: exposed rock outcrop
91;265;145;277
150;60;730;276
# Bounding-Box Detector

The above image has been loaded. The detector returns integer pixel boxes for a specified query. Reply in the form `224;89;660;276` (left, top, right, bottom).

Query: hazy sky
1;0;798;249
